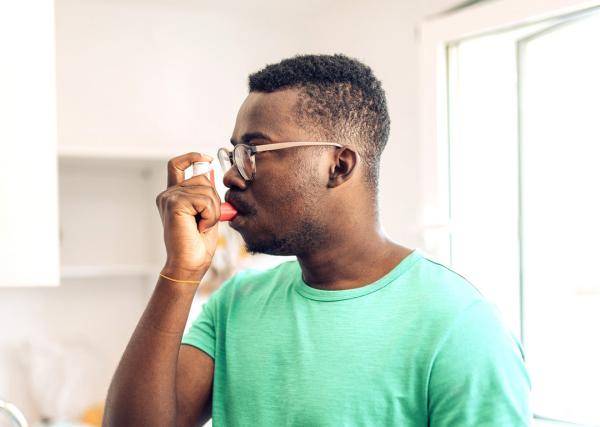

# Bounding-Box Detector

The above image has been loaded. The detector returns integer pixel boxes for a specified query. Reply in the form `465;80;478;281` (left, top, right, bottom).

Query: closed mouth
225;192;255;216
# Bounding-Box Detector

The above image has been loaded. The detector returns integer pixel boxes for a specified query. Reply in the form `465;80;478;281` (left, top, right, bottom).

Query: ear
327;147;359;188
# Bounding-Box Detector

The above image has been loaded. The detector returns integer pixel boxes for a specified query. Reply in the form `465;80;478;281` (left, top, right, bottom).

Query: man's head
248;54;390;190
224;54;390;257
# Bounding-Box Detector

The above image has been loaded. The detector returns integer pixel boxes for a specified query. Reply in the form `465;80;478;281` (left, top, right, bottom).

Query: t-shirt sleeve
181;282;226;359
428;300;532;426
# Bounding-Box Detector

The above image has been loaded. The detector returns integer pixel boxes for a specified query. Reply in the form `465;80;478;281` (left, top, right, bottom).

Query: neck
296;218;413;291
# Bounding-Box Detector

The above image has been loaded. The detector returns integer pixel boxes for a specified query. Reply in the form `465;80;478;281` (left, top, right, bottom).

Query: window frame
418;1;600;426
417;0;600;264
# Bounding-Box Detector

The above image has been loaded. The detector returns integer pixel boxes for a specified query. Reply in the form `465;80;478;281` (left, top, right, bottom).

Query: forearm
103;270;205;427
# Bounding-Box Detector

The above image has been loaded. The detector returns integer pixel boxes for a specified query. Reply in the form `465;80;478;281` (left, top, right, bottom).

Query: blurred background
1;0;599;426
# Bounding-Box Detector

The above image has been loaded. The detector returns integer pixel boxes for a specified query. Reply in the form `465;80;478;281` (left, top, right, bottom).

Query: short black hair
248;54;390;191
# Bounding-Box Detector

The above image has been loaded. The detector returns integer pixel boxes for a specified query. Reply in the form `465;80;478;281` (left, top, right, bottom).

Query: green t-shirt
182;249;531;426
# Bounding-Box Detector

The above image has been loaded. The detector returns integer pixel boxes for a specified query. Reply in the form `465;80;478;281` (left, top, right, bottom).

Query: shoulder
409;254;526;370
408;252;487;319
398;252;519;359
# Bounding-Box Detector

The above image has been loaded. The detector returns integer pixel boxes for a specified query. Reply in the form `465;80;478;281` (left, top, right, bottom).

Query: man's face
224;89;333;256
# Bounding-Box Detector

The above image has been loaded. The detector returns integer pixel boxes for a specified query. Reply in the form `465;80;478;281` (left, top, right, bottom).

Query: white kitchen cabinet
48;0;252;286
58;152;169;285
0;1;60;287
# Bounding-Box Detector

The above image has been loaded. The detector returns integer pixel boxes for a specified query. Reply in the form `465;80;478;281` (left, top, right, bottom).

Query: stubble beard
244;217;329;256
243;154;330;257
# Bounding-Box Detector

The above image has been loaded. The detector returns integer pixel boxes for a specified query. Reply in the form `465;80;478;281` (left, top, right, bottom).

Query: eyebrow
230;132;273;146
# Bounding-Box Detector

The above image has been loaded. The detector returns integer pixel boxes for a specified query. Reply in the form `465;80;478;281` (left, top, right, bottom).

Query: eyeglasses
217;141;344;181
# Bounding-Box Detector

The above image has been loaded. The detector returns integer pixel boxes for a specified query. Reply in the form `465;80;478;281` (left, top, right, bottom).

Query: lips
224;192;255;216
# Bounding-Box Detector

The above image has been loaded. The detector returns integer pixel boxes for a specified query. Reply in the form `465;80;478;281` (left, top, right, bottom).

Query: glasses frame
217;141;344;181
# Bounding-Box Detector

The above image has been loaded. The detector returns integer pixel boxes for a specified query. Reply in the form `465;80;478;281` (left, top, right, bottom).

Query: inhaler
192;161;237;221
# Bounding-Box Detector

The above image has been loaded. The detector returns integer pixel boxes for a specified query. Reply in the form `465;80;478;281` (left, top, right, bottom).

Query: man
104;54;531;426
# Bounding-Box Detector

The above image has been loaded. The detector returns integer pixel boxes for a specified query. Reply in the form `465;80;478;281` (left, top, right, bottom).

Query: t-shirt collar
293;249;423;302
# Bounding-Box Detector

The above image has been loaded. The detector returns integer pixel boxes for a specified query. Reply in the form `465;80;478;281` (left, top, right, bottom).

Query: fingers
190;195;220;233
176;177;222;209
156;185;221;231
178;174;214;189
167;152;214;188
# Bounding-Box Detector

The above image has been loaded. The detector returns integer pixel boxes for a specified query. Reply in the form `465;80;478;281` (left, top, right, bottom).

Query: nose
223;165;248;190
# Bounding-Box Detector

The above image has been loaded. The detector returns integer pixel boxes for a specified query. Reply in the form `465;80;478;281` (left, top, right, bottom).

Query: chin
244;240;297;257
237;218;326;257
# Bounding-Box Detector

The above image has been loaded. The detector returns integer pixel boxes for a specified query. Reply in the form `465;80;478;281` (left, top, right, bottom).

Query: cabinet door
0;1;59;286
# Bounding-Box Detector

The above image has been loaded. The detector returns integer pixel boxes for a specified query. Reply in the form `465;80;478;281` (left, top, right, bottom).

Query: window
444;6;600;426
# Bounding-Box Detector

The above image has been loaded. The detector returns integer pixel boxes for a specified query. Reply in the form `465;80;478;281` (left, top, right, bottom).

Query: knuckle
197;194;212;207
199;195;217;217
164;192;180;207
211;186;220;200
155;191;164;207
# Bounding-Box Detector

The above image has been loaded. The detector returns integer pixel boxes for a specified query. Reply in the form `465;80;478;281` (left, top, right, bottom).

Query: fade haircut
248;54;390;191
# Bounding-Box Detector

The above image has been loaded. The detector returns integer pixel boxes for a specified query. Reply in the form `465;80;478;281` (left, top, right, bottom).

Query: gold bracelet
159;273;200;285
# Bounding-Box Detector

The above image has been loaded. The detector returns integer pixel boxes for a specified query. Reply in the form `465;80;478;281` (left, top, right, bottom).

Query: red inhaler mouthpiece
219;202;237;221
192;161;238;221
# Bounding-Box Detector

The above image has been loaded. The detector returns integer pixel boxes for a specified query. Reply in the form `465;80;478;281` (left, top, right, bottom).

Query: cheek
265;189;300;214
253;157;322;216
253;184;308;224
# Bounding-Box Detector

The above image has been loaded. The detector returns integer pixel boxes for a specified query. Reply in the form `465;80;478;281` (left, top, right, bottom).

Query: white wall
297;1;425;246
0;0;465;423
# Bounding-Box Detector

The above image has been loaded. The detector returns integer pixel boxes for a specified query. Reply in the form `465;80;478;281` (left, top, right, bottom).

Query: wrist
161;262;209;282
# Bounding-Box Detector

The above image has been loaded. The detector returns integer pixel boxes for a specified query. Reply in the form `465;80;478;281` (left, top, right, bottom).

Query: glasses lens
217;148;232;173
234;145;255;181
